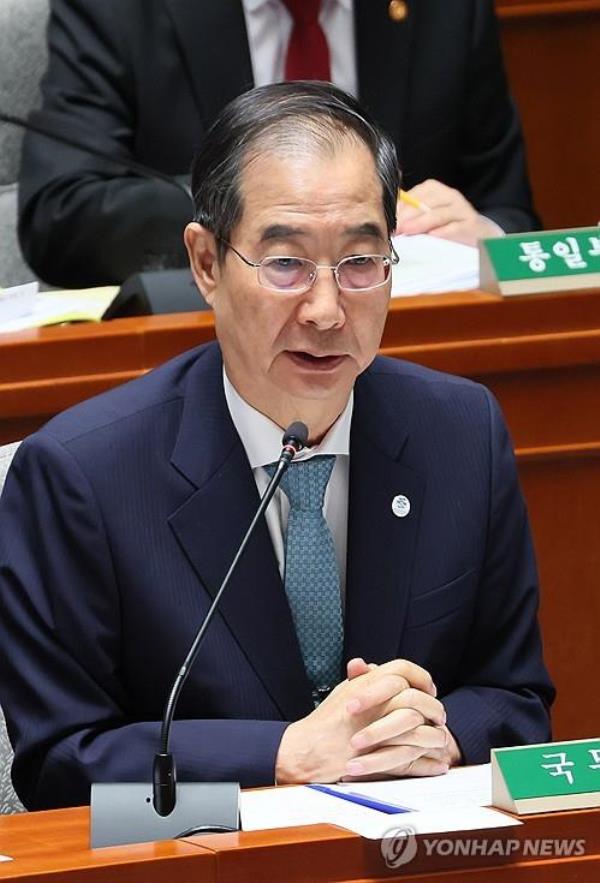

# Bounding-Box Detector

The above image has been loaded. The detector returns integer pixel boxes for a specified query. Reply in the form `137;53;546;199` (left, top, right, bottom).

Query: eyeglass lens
258;256;389;291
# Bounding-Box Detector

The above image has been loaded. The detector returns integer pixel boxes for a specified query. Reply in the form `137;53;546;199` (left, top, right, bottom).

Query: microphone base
90;781;240;848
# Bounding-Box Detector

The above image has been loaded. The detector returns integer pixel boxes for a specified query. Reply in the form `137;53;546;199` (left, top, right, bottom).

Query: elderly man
0;82;553;810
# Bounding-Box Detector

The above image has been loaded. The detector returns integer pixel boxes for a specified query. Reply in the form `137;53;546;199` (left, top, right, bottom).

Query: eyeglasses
220;240;399;293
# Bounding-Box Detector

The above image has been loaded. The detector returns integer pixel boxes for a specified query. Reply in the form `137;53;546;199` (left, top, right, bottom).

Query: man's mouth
285;351;347;371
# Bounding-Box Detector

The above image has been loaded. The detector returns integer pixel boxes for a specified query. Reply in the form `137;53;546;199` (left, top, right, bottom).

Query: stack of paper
0;282;119;333
391;234;479;296
241;764;520;840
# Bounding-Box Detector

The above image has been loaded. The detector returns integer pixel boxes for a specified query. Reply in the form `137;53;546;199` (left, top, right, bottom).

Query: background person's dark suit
0;342;553;810
18;0;538;288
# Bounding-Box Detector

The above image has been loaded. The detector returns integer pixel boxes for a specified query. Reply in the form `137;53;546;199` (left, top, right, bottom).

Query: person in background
18;0;538;288
1;82;553;809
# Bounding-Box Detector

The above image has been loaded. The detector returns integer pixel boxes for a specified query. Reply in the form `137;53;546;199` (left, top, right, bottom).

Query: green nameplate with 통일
491;738;600;814
479;227;600;296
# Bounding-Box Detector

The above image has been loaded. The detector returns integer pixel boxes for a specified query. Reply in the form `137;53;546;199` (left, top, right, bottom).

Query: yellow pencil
398;189;430;211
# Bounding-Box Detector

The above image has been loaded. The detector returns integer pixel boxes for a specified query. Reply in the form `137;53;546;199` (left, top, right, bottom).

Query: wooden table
1;287;600;742
0;806;215;882
0;804;599;882
3;287;600;446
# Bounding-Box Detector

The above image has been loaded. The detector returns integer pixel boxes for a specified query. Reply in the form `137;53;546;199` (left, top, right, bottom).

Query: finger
341;755;449;782
399;206;465;236
424;727;462;767
422;747;449;762
353;723;448;753
344;750;449;780
346;743;425;777
346;657;370;680
375;659;437;695
347;662;436;715
395;203;426;225
397;210;455;236
345;742;449;778
347;659;379;682
346;672;411;715
424;221;464;242
407;179;459;208
351;708;426;750
398;187;433;212
349;688;445;746
351;695;445;749
385;687;446;724
401;756;450;777
396;213;439;235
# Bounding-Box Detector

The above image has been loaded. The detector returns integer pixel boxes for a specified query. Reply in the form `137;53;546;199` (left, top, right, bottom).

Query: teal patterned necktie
266;455;343;698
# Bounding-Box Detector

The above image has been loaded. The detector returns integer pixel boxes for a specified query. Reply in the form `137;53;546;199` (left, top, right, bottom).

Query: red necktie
281;0;331;82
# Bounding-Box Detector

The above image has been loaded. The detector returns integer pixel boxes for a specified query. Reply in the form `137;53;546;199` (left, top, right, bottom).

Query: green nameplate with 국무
479;226;600;296
491;738;600;814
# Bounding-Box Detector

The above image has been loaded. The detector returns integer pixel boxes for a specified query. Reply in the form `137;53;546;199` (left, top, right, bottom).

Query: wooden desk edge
1;801;599;881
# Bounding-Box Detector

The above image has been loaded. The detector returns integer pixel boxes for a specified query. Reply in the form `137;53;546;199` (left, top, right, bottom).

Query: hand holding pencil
396;179;504;246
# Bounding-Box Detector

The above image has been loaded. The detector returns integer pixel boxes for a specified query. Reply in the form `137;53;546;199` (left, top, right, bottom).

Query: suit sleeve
458;0;539;232
0;434;287;810
17;0;190;287
442;389;555;763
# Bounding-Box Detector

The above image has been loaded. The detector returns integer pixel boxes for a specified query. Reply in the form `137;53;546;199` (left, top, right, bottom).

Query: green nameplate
491;738;600;814
479;227;600;296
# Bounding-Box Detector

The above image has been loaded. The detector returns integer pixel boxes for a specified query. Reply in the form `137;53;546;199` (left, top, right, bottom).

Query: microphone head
282;421;309;454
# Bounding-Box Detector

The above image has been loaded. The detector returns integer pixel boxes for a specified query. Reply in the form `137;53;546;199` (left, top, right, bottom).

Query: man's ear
184;222;220;306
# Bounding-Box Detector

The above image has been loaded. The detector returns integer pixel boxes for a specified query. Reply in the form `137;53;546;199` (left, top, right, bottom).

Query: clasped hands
276;657;462;785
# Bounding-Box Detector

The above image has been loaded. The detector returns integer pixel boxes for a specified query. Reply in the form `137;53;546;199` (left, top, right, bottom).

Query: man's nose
296;268;345;330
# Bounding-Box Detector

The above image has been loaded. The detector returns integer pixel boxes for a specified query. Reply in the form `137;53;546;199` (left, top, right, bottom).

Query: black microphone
154;420;309;816
90;422;309;848
0;111;192;202
280;421;311;464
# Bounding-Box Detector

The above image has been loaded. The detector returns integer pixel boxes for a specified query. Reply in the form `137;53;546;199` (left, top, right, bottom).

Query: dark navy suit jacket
0;343;554;809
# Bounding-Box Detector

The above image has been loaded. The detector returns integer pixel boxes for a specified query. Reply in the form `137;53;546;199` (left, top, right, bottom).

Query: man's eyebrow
259;222;387;241
344;222;386;240
260;224;308;242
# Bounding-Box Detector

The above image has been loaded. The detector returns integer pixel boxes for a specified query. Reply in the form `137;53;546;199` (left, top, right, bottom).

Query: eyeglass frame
217;238;400;293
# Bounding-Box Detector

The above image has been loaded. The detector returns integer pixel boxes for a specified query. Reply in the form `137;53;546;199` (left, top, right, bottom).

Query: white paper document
0;281;38;324
0;282;119;333
241;764;520;840
347;762;493;810
391;234;479;296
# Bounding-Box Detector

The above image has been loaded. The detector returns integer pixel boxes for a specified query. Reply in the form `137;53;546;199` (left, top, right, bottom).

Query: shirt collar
223;368;353;468
242;0;272;13
242;0;353;13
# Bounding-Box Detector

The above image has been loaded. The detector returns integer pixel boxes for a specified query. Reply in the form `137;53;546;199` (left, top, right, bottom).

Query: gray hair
190;81;401;260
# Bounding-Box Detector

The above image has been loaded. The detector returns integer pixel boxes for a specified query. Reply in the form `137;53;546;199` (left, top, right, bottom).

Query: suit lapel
354;0;414;156
168;345;313;721
344;364;425;665
165;0;254;129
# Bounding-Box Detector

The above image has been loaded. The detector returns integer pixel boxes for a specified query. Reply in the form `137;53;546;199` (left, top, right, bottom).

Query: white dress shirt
223;370;351;598
241;0;358;97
